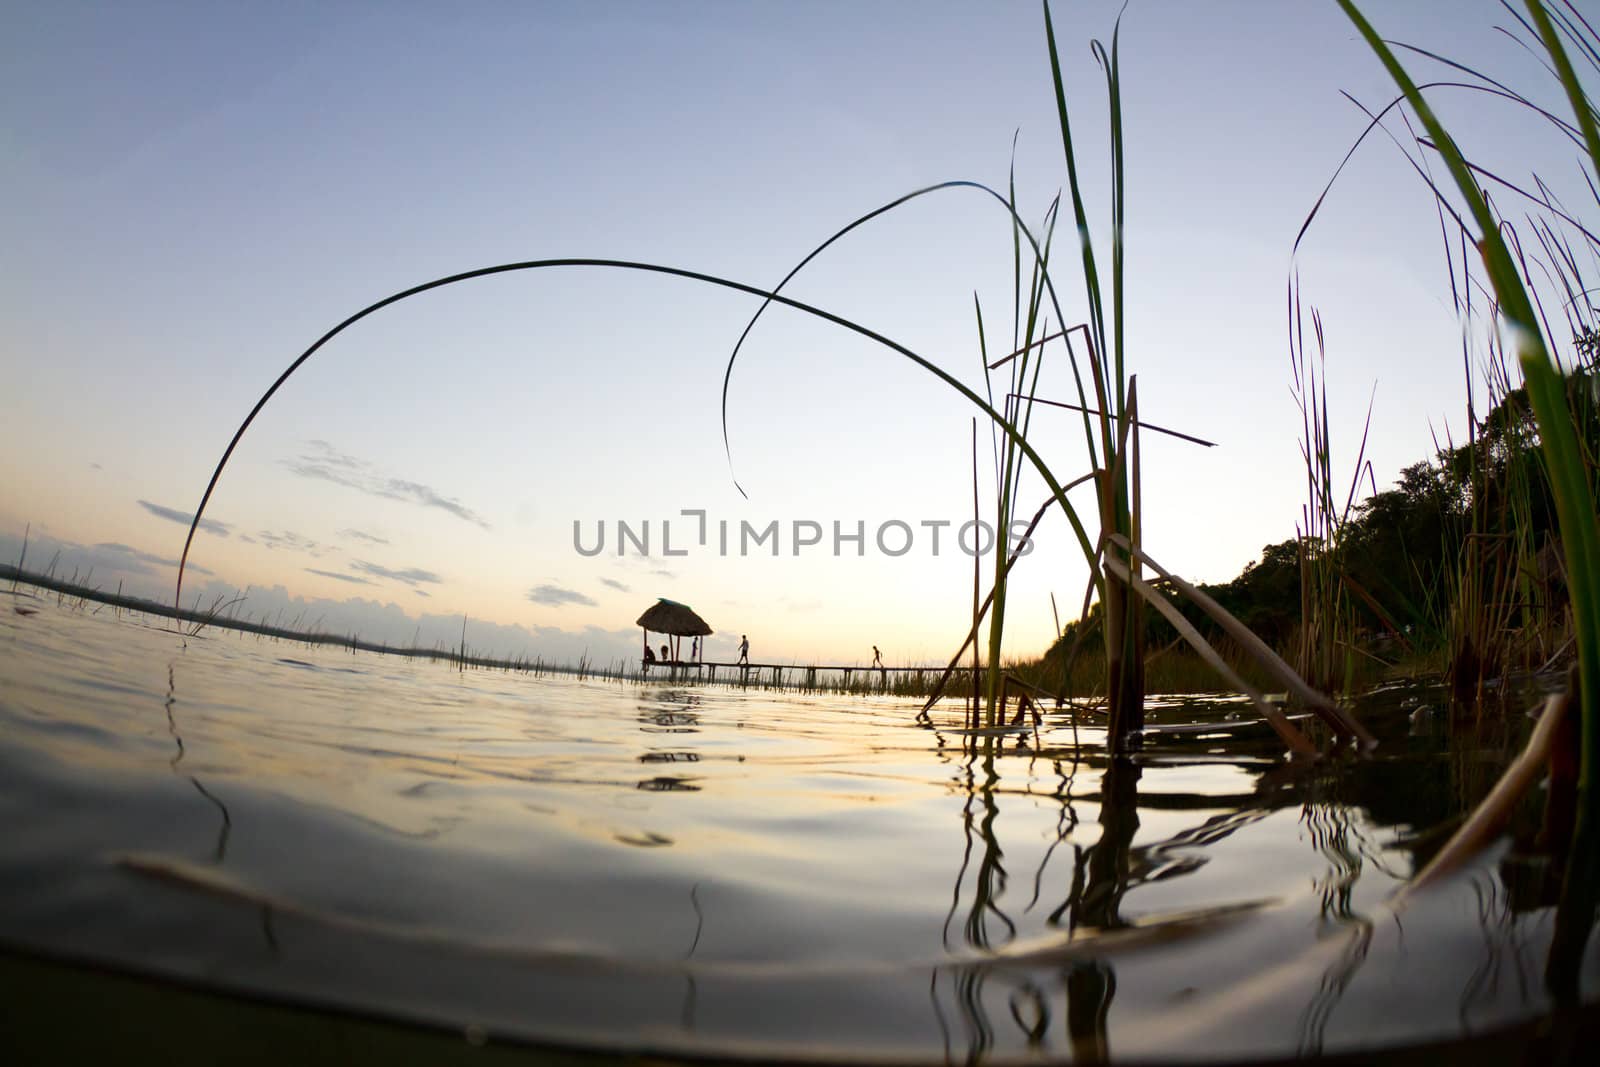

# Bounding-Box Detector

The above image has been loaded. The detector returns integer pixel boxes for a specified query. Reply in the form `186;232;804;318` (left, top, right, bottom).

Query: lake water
1;590;1594;1061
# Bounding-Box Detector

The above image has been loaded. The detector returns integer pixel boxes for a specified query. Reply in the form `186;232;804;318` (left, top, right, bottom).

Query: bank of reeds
1321;1;1600;719
1294;2;1600;717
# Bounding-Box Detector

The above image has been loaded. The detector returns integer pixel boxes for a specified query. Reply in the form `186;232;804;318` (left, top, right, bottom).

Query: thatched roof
636;598;712;636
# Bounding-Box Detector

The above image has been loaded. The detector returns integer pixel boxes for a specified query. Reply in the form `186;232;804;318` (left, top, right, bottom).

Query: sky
3;1;1594;667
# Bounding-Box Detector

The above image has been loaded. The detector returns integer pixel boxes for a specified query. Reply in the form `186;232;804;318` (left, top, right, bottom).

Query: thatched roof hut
636;598;712;636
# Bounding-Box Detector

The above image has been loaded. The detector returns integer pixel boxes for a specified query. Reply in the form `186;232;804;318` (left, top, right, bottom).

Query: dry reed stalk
1108;533;1373;747
1405;686;1572;895
1101;555;1317;757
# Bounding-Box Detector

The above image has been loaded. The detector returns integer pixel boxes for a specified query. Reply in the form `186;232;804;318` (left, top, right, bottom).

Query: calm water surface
1;595;1594;1061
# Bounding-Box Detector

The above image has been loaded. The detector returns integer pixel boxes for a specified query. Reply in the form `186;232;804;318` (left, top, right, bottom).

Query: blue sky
3;1;1590;665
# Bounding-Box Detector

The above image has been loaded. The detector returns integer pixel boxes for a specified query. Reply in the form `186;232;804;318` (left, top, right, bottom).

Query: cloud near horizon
284;441;489;529
258;530;326;556
95;542;214;576
351;560;443;586
527;583;597;608
306;567;374;585
137;500;230;536
0;527;665;669
0;530;213;591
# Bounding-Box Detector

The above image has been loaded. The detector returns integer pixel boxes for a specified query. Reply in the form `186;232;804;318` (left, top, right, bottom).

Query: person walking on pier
871;645;884;669
738;634;750;665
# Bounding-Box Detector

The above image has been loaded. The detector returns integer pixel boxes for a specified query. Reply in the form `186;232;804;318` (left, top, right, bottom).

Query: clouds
599;577;631;593
340;528;389;546
0;530;211;602
306;567;374;585
92;541;213;576
284;441;489;529
167;577;648;665
257;530;325;555
138;500;230;536
527;583;597;608
0;527;645;668
351;560;442;586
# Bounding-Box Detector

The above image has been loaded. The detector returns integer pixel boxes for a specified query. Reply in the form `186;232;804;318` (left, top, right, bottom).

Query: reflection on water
164;661;234;862
0;600;1594;1061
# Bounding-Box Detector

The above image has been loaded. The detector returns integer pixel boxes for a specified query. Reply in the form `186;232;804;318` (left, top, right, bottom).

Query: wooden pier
642;659;942;686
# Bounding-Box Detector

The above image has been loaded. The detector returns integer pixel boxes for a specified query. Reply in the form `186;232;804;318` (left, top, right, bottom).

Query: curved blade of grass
174;258;1102;614
1388;41;1585;142
1554;1;1600;72
716;179;1102;498
1448;151;1600;246
1293;80;1580;257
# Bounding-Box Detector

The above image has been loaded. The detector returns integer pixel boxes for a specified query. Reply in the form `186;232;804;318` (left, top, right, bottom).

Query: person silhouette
738;634;749;665
661;643;670;663
872;645;883;669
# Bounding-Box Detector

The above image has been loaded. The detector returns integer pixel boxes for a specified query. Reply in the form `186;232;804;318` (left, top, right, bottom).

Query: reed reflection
1058;758;1138;1062
937;732;1144;1063
163;660;232;862
929;708;1470;1062
637;690;703;734
637;691;706;793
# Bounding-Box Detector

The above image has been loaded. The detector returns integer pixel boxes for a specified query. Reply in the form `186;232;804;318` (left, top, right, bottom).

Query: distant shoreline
0;566;600;677
0;567;949;695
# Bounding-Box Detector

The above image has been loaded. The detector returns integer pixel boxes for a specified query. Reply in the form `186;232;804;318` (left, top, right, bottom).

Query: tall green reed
1043;1;1146;741
1288;287;1375;696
